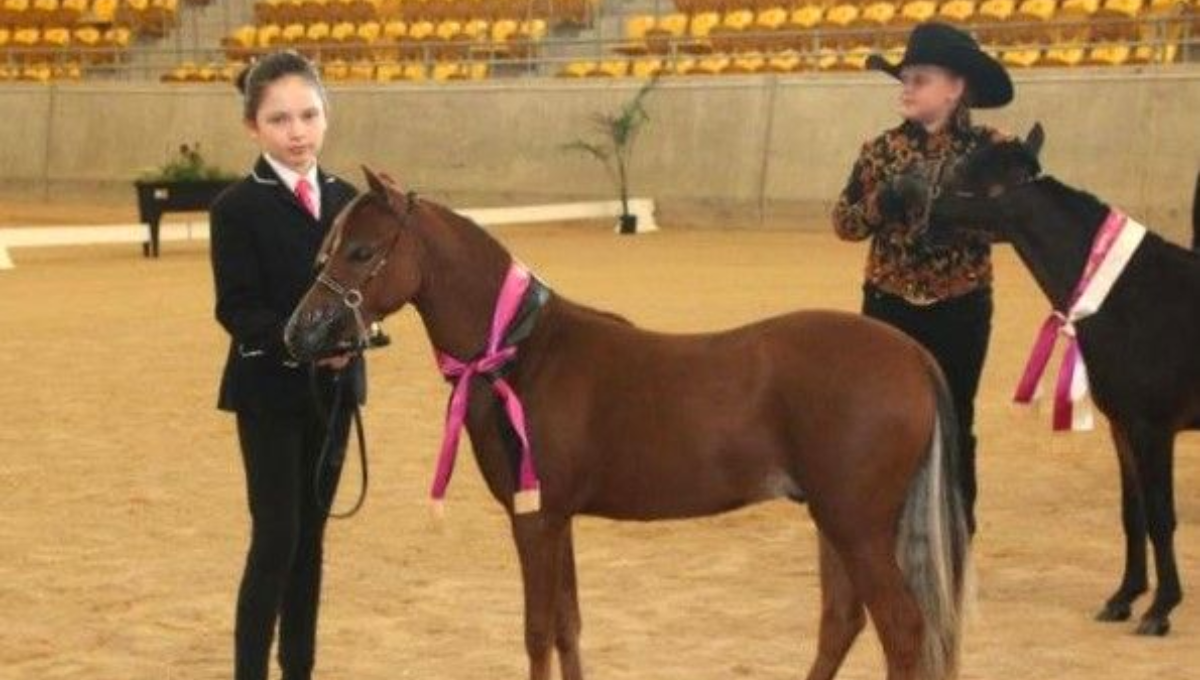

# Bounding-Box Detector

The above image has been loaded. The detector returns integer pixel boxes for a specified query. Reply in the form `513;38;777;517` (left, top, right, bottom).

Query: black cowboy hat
867;22;1013;109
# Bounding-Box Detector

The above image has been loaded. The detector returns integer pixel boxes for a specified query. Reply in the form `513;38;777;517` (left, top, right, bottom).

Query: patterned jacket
833;107;1010;303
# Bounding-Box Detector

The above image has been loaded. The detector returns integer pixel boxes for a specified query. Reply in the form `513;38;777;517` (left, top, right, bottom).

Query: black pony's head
930;123;1046;236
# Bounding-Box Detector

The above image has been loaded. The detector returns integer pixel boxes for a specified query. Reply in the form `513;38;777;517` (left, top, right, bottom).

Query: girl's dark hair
235;50;327;121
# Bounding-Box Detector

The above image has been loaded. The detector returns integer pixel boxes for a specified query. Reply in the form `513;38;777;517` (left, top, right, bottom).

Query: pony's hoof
1095;602;1132;622
1135;616;1171;636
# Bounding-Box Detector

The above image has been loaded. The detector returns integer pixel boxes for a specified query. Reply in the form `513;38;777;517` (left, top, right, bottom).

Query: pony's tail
896;363;973;680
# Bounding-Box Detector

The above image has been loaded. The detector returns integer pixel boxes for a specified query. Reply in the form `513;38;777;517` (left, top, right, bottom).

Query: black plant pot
618;213;638;235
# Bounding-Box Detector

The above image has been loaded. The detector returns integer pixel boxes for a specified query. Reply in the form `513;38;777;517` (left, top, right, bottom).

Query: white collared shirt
263;153;321;220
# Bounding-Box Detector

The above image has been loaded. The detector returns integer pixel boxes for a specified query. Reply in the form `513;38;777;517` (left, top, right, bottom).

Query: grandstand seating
0;0;1195;83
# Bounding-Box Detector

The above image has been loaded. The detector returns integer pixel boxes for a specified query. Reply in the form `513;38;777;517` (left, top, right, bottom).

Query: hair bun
234;63;253;95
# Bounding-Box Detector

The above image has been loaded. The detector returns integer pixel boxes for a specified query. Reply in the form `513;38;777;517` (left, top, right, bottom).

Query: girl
833;22;1014;535
210;51;363;680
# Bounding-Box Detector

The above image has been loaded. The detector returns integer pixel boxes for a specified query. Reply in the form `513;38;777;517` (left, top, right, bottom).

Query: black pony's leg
1096;423;1148;622
1132;424;1182;636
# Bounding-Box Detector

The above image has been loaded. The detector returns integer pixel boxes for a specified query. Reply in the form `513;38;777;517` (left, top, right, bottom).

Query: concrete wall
1;66;1197;243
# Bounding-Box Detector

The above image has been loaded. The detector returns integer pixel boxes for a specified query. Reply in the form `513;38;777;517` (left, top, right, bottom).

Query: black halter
313;190;419;356
310;189;417;519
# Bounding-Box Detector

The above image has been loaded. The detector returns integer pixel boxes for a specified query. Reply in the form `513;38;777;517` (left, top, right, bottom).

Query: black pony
929;124;1200;636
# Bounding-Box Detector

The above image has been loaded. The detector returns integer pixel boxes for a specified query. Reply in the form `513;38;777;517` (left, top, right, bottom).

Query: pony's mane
419;197;635;327
1036;176;1110;216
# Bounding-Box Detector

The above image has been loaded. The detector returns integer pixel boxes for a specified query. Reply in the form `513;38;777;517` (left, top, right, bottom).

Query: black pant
234;402;349;680
862;284;993;534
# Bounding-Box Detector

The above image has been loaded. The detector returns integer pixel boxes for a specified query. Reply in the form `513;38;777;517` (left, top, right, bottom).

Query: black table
135;179;234;257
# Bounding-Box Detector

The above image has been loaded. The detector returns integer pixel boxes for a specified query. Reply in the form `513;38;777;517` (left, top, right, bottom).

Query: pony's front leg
512;512;570;680
556;523;584;680
1096;424;1149;623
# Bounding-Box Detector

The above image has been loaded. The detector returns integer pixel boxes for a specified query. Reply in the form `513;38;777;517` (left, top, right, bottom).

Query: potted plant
565;77;659;235
135;143;239;257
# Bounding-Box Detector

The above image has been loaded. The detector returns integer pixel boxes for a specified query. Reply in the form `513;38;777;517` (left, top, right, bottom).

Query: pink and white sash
1013;210;1147;431
431;262;542;514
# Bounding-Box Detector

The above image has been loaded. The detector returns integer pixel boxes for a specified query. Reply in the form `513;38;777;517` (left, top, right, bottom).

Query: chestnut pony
285;168;970;680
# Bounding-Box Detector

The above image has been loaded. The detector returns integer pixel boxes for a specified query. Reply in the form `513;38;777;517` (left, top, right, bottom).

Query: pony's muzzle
284;303;350;362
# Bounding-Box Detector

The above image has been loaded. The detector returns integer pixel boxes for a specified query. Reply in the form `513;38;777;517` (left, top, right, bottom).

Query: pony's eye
349;245;374;263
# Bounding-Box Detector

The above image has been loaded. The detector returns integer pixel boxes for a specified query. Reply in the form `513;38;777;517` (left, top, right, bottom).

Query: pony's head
929;122;1045;236
284;166;424;362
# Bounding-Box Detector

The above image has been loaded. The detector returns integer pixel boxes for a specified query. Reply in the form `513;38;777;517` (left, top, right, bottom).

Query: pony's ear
1024;122;1045;159
362;165;388;196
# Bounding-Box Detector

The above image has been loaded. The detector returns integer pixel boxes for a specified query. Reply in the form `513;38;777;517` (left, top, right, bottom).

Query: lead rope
311;365;370;520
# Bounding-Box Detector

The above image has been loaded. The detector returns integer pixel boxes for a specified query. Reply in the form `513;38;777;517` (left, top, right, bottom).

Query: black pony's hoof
1095;602;1132;622
1135;616;1171;637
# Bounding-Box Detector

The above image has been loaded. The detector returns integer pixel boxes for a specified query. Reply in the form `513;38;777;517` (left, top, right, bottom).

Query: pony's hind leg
512;513;571;680
1096;423;1149;623
805;533;866;680
842;540;925;680
556;523;584;680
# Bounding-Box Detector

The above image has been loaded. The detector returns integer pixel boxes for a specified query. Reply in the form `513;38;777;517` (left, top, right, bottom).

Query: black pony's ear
1024;122;1045;159
362;165;387;196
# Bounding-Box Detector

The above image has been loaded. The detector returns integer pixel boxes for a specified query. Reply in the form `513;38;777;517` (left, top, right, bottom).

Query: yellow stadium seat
219;60;245;81
895;0;937;24
257;24;283;47
345;59;374;80
13;27;39;48
408;19;435;40
937;0;977;23
322;58;350;80
557;60;595;77
822;2;860;29
20;62;52;82
787;2;823;29
1082;42;1132;65
726;51;767;74
382;19;406;41
692;54;731;75
711;8;755;52
753;6;789;51
615;14;654;55
645;12;688;54
281;22;307;44
54;60;80;80
1000;46;1042;66
30;0;55;24
1014;0;1055;21
1059;0;1100;15
591;59;629;77
857;1;898;27
3;0;30;28
664;55;697;75
41;25;70;47
630;56;664;78
90;0;117;21
679;11;721;54
1040;44;1087;66
976;0;1015;21
765;49;803;72
104;25;130;47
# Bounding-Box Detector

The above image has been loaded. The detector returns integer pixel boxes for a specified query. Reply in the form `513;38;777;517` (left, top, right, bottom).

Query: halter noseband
314;190;418;352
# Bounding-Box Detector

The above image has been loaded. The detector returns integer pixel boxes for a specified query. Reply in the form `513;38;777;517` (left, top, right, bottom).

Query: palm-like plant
564;77;659;234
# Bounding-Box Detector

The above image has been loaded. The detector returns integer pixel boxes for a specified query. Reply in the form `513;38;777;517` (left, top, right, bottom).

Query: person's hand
876;170;931;223
317;353;353;370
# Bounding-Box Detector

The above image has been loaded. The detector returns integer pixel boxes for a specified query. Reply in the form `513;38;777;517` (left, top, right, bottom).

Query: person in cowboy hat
833;22;1015;535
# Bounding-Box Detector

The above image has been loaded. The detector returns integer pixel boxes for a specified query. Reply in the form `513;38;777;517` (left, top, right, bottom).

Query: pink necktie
295;178;317;219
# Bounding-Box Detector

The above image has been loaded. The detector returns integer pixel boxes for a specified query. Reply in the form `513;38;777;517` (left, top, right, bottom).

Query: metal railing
0;11;1196;82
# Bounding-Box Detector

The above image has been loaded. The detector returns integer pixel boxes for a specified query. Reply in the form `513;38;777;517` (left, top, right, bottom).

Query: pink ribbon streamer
1013;210;1129;431
430;263;541;514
